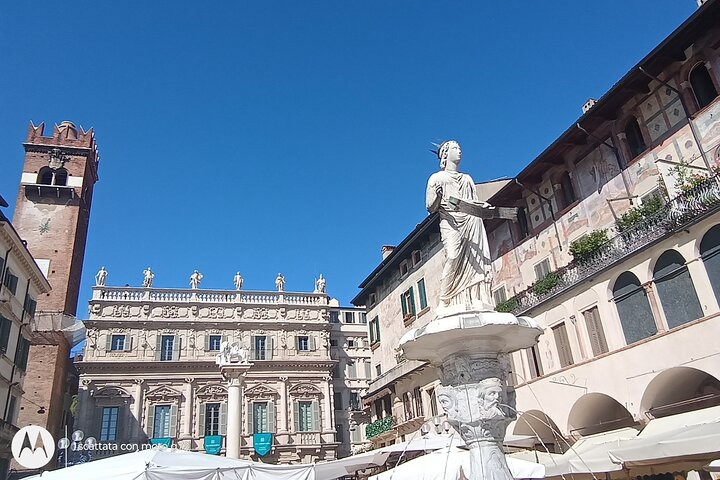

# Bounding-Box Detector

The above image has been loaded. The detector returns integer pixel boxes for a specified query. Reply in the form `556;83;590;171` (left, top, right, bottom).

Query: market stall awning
608;405;720;472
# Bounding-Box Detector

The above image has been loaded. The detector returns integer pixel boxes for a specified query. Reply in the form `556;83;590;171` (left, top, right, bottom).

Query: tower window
54;168;68;186
38;167;54;185
625;116;647;159
689;63;719;110
37;167;69;186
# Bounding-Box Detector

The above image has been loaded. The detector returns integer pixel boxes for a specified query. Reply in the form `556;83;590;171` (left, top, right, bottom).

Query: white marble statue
95;266;108;286
233;272;243;290
426;140;493;315
275;273;285;292
314;274;326;294
142;267;155;288
189;270;204;289
216;340;249;365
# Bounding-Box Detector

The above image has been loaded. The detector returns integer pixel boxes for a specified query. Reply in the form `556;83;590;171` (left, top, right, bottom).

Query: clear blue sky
0;1;697;309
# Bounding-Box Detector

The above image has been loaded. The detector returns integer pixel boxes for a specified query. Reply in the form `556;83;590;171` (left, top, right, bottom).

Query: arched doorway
612;271;657;345
567;393;636;437
640;366;720;419
514;409;564;453
700;224;720;302
653;250;703;328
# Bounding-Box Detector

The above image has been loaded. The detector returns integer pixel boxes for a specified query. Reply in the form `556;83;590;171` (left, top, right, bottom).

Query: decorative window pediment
145;385;183;402
196;384;227;401
94;386;131;398
245;384;279;399
289;383;322;398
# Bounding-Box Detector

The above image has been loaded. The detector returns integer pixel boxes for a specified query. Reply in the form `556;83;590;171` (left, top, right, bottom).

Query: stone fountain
400;140;542;480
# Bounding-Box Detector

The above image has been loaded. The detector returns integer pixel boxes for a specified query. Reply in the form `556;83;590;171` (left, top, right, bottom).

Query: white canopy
378;433;537;453
608;405;720;473
369;446;545;480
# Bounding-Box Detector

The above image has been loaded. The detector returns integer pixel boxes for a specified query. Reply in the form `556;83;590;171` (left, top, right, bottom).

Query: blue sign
204;435;222;455
253;433;273;456
150;438;172;448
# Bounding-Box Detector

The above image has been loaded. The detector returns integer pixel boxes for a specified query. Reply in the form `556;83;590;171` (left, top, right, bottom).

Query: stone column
133;379;144;441
278;376;289;432
183;379;194;439
323;376;333;431
221;364;252;459
643;283;667;333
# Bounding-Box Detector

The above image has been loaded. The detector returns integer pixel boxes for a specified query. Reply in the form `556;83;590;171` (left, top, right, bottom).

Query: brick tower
11;121;99;462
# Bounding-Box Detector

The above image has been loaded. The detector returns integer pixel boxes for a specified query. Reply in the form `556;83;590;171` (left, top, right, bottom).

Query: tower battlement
25;121;98;155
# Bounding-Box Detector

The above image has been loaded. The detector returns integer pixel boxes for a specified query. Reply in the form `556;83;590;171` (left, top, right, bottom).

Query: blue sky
0;1;697;309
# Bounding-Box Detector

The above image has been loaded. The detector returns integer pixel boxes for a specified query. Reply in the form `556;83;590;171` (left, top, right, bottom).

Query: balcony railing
93;287;328;306
511;174;720;315
365;416;395;439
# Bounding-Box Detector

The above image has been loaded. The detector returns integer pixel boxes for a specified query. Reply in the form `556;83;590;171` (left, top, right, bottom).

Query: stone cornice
76;359;335;374
83;319;332;331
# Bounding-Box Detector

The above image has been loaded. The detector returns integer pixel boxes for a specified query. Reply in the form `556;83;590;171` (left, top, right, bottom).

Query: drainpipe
638;66;709;168
514;179;563;251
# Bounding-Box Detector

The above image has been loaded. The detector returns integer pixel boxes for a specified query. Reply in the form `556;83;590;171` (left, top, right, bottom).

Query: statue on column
142;267;155;288
190;270;204;289
314;274;326;294
275;273;285;292
95;266;108;286
233;272;243;290
426;140;516;316
216;340;250;365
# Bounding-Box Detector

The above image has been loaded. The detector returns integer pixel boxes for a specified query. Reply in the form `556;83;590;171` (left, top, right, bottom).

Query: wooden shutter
124;335;133;352
172;336;181;361
347;361;356;379
266;337;274;360
199;402;206;436
365;361;372;379
401;293;408;316
204;334;211;351
154;336;162;361
312;401;320;432
169;405;178;438
584;307;609;356
408;286;416;314
268;401;275;433
308;336;315;351
146;405;156;438
0;318;10;353
552;323;573;367
247;401;254;434
220;403;228;435
106;334;113;352
293;400;300;432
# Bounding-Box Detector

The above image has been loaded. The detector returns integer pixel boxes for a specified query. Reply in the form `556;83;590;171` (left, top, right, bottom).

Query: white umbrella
370;447;545;480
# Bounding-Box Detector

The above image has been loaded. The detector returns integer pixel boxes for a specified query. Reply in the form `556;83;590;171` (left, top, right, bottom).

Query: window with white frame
100;406;119;441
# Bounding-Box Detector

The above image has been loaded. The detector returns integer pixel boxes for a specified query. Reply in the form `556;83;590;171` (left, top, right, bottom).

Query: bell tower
12;121;99;316
11;121;99;462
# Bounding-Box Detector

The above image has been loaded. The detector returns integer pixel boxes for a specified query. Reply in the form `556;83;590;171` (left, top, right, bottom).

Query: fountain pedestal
400;311;542;480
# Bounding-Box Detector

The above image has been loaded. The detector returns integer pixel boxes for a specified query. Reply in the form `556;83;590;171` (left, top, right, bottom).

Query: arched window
700;224;720;303
625;116;647;159
689;63;718;110
653;250;703;328
53;168;68;186
38;167;54;185
559;172;576;208
612;272;657;345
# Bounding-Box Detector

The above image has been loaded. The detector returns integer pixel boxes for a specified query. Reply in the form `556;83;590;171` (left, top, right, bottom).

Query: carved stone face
443;141;462;167
482;385;503;409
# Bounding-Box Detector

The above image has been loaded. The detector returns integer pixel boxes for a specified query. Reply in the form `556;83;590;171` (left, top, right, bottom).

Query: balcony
510;174;720;315
93;287;327;306
365;416;395;439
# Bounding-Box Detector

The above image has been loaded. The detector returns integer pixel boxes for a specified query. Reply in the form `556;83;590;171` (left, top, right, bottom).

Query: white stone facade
76;286;369;463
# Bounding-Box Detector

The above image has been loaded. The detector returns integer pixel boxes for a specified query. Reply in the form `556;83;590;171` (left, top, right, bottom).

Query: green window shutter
169;405;178;438
124;335;133;352
295;336;300;351
220;403;228;436
204;335;211;351
312;401;320;432
293;400;300;432
154;336;162;361
418;279;427;310
0;317;11;353
199;402;206;436
146;405;156;438
368;322;375;343
409;286;416;314
401;294;407;316
268;401;275;433
247;401;255;434
106;334;113;352
308;336;315;351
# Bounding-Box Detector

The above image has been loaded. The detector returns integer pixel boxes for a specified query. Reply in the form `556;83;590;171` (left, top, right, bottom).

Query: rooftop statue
190;270;204;289
142;267;155;288
314;274;326;294
95;266;108;287
275;273;285;292
233;272;243;290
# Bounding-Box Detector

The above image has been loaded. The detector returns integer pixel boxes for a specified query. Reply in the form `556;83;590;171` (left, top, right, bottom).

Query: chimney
382;245;396;260
582;98;597;114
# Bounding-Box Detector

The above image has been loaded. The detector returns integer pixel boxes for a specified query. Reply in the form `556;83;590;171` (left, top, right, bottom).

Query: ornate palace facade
74;284;371;463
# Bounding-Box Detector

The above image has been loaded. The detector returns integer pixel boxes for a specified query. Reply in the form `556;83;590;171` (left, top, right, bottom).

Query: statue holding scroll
427;141;516;316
